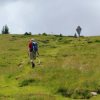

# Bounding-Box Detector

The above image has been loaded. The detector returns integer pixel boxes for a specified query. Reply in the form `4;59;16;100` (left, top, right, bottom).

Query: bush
72;89;92;99
24;32;32;35
54;35;60;37
96;86;100;94
42;32;47;36
57;87;92;99
95;40;100;43
57;88;73;97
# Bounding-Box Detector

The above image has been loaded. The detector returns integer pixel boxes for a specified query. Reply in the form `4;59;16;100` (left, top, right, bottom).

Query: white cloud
0;0;100;36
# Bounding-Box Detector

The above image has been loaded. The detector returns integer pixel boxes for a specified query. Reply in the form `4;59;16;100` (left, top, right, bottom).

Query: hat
31;38;35;41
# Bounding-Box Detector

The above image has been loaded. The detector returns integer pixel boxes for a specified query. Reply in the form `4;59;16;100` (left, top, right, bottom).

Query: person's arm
36;43;39;56
28;42;31;56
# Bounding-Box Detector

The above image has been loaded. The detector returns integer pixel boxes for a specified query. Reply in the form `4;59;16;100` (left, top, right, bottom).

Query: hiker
28;38;39;68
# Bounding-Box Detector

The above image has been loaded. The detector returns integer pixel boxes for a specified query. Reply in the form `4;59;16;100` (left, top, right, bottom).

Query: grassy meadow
0;34;100;100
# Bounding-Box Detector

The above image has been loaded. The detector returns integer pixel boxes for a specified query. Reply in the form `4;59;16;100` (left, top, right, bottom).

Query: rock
91;92;97;96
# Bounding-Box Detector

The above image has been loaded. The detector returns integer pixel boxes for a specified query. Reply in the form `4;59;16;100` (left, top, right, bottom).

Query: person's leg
30;52;35;68
31;51;37;68
32;61;35;68
30;59;35;68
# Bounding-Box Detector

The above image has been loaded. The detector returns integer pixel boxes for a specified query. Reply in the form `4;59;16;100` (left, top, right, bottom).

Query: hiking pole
36;51;41;65
36;56;41;65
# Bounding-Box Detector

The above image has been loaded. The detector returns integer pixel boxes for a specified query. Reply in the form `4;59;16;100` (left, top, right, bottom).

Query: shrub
42;32;47;36
24;32;32;35
57;87;92;99
96;86;100;94
95;40;100;43
72;89;92;99
57;88;73;97
54;35;60;37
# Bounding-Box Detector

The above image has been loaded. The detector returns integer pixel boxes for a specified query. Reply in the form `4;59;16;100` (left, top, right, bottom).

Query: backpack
32;42;38;52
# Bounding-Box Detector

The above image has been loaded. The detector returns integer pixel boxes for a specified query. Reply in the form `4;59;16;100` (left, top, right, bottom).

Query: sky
0;0;100;36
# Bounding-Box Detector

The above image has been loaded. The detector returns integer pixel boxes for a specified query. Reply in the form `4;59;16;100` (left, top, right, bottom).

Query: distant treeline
1;25;82;38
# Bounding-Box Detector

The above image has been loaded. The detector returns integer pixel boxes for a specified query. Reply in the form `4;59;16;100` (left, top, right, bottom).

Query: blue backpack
32;42;38;52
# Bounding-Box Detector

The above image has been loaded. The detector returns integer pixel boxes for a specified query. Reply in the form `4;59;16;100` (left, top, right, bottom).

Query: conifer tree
76;26;82;37
2;25;9;34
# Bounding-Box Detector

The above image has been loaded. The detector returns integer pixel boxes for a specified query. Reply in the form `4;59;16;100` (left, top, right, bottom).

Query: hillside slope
0;34;100;100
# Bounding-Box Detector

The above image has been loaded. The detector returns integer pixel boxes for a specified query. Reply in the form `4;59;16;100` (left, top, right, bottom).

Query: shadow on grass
19;79;35;87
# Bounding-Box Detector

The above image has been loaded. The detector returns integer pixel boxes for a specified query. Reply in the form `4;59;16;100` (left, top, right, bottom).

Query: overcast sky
0;0;100;36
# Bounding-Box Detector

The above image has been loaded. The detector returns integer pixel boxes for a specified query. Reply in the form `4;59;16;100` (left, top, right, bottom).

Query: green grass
0;34;100;100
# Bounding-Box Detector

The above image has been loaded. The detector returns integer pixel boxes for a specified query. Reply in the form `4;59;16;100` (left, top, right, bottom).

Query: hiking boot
32;62;35;68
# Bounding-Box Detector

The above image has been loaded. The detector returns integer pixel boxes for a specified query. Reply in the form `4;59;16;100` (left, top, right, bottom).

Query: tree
24;32;29;35
76;26;82;37
2;25;9;34
42;32;47;36
29;32;32;35
60;33;63;37
24;32;32;35
2;26;5;34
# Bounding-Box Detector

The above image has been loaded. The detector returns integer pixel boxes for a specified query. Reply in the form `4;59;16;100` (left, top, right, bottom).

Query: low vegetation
0;34;100;100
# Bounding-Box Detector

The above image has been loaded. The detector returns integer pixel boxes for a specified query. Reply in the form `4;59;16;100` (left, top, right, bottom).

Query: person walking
28;38;39;68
